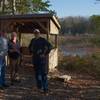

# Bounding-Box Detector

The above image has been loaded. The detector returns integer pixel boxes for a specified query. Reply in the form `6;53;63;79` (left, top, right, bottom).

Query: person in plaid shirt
0;32;8;89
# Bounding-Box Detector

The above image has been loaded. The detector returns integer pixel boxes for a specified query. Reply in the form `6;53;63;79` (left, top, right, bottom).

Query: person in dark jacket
29;29;52;94
8;32;21;85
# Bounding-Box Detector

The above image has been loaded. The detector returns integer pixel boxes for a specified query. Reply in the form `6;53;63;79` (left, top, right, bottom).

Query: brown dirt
0;65;100;100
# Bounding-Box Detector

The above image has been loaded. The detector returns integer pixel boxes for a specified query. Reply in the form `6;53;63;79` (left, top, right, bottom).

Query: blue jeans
34;63;48;92
0;56;6;86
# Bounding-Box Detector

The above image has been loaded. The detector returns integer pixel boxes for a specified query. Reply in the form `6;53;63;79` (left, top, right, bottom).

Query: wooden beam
35;21;48;34
2;19;48;23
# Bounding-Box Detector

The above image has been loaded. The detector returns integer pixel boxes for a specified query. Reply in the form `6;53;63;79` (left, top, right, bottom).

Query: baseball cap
33;29;40;33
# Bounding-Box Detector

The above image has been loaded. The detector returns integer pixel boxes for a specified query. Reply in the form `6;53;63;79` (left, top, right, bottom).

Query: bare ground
0;65;100;100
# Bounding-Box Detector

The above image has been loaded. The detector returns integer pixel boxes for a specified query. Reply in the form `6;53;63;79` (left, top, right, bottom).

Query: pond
60;46;95;57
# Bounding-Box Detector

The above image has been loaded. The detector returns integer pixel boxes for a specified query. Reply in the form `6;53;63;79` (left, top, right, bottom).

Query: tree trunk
2;0;5;14
11;0;15;15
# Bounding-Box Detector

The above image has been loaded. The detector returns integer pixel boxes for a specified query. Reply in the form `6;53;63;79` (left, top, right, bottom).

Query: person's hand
9;49;14;52
10;48;17;52
13;48;18;52
40;54;45;58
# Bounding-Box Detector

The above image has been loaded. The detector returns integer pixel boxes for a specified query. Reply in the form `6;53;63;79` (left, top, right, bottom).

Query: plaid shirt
0;37;8;57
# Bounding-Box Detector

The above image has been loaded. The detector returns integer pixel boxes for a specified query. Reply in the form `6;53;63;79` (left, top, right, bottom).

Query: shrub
58;54;100;78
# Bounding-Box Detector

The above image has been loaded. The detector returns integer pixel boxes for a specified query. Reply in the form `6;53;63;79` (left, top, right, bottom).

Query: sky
49;0;100;18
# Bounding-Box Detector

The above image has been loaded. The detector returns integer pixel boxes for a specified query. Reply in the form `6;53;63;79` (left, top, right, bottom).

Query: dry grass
58;53;100;79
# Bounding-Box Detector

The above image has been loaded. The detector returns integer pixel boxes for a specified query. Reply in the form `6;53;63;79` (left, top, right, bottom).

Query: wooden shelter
0;13;60;71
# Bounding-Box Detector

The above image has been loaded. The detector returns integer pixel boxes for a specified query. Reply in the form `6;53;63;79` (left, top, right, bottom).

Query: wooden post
46;20;50;73
16;26;21;46
47;19;50;40
55;34;58;48
47;33;50;41
19;32;21;46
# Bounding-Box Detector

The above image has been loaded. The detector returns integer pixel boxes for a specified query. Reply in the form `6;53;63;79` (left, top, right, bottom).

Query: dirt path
0;66;100;100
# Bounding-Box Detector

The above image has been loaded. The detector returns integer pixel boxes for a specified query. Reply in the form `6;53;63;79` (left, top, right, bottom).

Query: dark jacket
29;37;52;65
8;39;20;59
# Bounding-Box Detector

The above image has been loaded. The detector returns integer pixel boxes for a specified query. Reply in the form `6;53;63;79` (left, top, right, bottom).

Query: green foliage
0;0;51;15
89;15;100;34
15;0;31;14
32;0;51;12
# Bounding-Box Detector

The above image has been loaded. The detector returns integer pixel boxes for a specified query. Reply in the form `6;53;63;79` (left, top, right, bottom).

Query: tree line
59;15;100;35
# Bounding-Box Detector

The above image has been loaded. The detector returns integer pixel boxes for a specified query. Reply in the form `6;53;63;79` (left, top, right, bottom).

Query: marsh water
60;46;100;57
